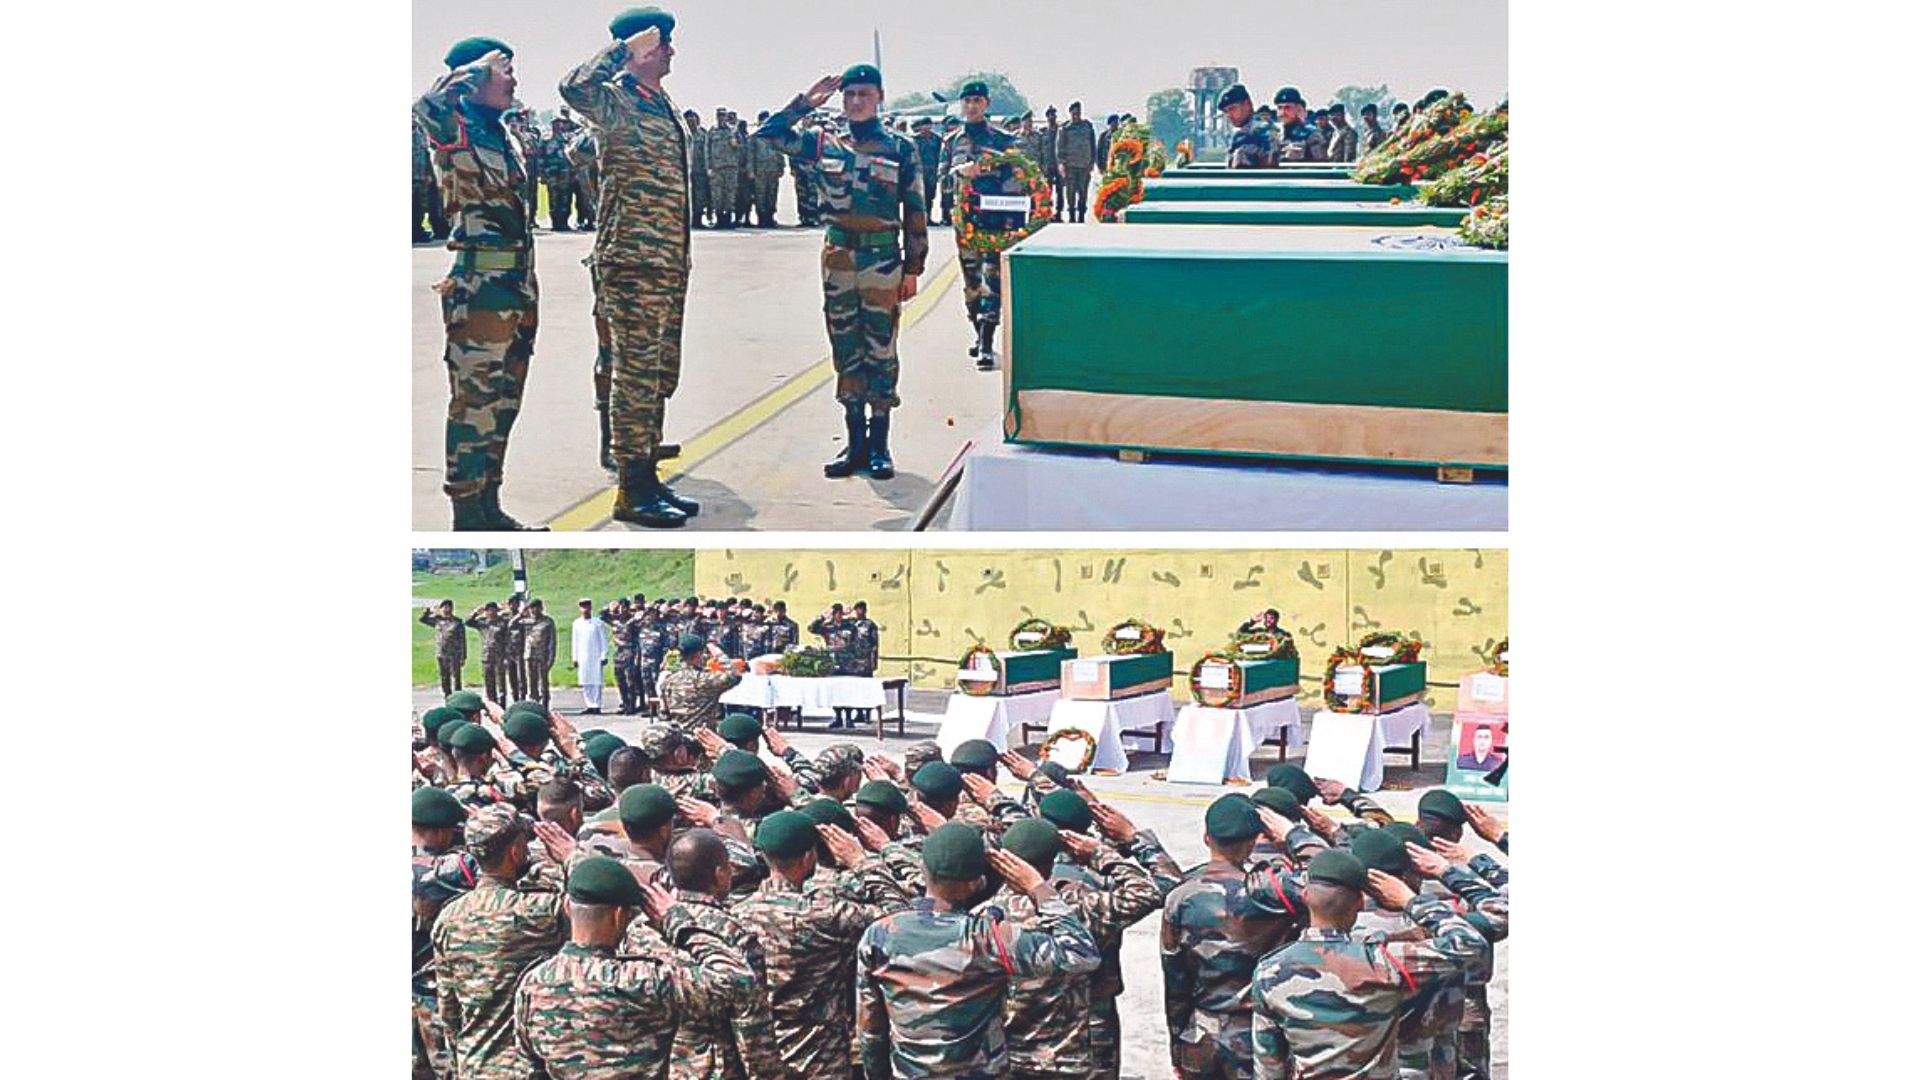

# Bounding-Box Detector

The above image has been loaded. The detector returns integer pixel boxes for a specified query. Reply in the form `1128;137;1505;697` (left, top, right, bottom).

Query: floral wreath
1228;629;1299;661
1009;618;1072;651
1103;618;1166;655
1358;631;1423;665
955;148;1053;254
1094;122;1169;222
1492;637;1508;677
777;646;837;678
1174;138;1194;167
1321;646;1376;714
1038;727;1099;774
956;643;1004;697
1189;651;1245;708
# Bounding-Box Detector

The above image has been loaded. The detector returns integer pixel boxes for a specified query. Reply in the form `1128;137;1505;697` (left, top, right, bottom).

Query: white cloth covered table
1167;698;1303;784
936;690;1061;757
1303;702;1435;791
719;674;885;717
949;435;1508;530
1044;693;1176;773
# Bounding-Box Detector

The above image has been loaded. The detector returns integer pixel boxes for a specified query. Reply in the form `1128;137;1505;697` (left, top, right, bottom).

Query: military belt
825;226;900;250
451;249;531;271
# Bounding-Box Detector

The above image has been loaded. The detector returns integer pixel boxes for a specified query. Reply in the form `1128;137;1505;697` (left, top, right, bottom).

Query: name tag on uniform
820;158;847;174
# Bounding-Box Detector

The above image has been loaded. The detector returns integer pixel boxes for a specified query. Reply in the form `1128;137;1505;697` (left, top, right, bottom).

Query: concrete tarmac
412;684;1508;1078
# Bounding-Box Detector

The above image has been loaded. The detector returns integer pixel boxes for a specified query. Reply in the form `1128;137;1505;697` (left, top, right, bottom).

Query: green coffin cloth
1140;177;1418;203
1124;200;1466;227
1001;648;1076;693
1161;166;1354;181
1373;662;1427;705
1004;225;1507;427
1065;652;1174;697
1237;656;1299;693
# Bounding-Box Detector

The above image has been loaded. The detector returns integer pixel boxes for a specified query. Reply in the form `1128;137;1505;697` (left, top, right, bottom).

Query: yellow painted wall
695;549;1506;710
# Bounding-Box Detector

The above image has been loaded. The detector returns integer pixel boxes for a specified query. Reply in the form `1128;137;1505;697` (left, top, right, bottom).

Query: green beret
1265;764;1318;806
1002;819;1062;875
800;796;857;834
584;732;627;775
711;749;769;789
1037;790;1092;833
1217;84;1251;110
505;700;548;721
412;786;468;827
578;728;608;743
445;37;512;70
1273;86;1306;107
678;634;706;653
448;724;497;755
1382;822;1431;850
911;762;964;802
755;810;820;860
1204;794;1261;842
1417;789;1468;825
1350;828;1412;875
502;711;551;745
950;739;999;773
1307;849;1369;890
854;780;910;814
609;6;675;43
1250;786;1302;821
421;706;465;739
921;822;988;880
445;690;484;715
842;64;883;90
567;855;647;906
437;720;474;750
959;80;991;100
618;783;677;832
717;712;764;744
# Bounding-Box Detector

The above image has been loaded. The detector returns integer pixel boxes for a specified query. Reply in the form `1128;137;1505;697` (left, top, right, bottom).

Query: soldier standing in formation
466;600;511;703
940;80;1017;370
1325;103;1359;162
910;118;941;226
564;126;599;229
541;120;577;231
561;10;701;529
706;109;742;228
1218;84;1284;168
1273;88;1329;161
503;595;529;701
734;116;756;225
754;64;928;483
748;110;785;227
414;37;544;531
519;598;557;706
421;599;468;695
1040;106;1064;211
1056;101;1098;222
1018;113;1046;175
790;115;822;226
1096;113;1120;177
685;109;711;227
1359;102;1391;153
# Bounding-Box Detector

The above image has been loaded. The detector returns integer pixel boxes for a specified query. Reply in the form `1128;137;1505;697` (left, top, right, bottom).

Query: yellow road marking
548;255;963;531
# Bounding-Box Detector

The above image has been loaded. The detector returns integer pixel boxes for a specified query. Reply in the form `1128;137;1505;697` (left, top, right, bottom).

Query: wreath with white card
1103;618;1166;656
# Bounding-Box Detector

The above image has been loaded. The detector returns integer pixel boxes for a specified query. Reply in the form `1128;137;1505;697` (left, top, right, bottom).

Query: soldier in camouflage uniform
733;117;755;224
466;601;511;703
684;110;710;227
415;37;544;530
843;600;880;677
637;608;673;714
601;599;639;713
910;118;941;225
754;64;929;483
541;125;577;230
1360;103;1391;154
519;599;557;706
748;110;785;226
431;805;567;1080
790;117;821;226
414;120;450;243
503;596;529;702
561;12;701;529
939;81;1017;370
1273;86;1330;162
857;823;1101;1078
1039;107;1063;213
422;600;469;695
764;601;799;653
512;855;756;1080
1057;102;1098;223
1325;103;1360;163
1217;84;1284;169
706;109;743;228
1249;850;1490;1080
565;127;599;229
414;789;479;1080
656;634;742;730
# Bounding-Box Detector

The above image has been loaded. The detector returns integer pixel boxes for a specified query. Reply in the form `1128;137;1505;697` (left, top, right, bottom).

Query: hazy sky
413;0;1506;119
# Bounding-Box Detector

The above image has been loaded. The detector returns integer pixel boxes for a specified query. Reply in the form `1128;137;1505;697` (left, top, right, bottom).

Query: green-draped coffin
1140;177;1418;203
1123;200;1466;228
1198;656;1301;707
997;648;1076;695
1333;661;1427;711
1061;652;1175;701
1161;165;1354;180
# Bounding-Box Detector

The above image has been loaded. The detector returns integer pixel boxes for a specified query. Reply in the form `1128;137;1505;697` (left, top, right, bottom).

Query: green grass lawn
411;550;694;689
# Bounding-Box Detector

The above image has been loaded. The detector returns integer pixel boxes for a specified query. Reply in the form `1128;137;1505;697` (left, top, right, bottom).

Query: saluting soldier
764;600;800;653
519;599;557;706
560;8;702;529
938;80;1017;370
753;64;928;483
421;600;469;695
414;37;544;530
466;601;511;703
656;634;741;729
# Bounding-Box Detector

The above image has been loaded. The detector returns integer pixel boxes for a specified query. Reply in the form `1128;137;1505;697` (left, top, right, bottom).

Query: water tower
1189;66;1239;148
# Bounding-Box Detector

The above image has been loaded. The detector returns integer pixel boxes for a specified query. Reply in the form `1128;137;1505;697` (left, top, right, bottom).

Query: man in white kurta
570;599;609;714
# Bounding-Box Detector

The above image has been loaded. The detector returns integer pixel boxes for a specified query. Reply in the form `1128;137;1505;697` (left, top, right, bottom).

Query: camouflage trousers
796;172;819;222
753;174;780;222
958;248;1003;328
1170;1008;1253;1079
546;178;574;227
585;256;614;404
692;173;712;223
735;170;753;216
600;263;689;465
821;241;903;408
1088;995;1121;1079
436;657;462;696
412;991;451;1080
437;266;537;500
1064;165;1093;218
526;657;552;704
1459;1026;1490;1080
482;655;509;703
711;171;738;218
575;177;598;226
507;654;527;700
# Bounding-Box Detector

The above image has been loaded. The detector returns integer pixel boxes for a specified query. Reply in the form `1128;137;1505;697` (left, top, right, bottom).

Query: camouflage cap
854;780;910;814
1306;849;1368;890
412;786;468;828
1250;785;1302;821
445;36;512;69
568;855;647;906
1037;789;1092;833
799;796;856;833
609;6;675;43
1002;819;1062;875
755;810;819;860
1265;764;1318;806
814;743;865;777
717;712;764;744
1417;789;1468;825
841;63;883;90
922;822;988;879
949;739;999;774
1204;794;1261;842
711;748;769;789
902;741;943;774
1350;827;1412;875
637;723;683;758
420;706;465;740
618;783;677;832
463;804;527;853
911;762;964;802
445;690;484;715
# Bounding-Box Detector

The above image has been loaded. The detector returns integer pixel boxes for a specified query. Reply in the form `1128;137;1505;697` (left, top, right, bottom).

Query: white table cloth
719;674;886;717
1303;702;1435;791
1167;698;1303;784
936;690;1062;757
1044;692;1176;773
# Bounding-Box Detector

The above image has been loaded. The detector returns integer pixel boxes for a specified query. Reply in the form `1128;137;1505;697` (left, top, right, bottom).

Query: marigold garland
1492;638;1509;677
954;148;1053;254
956;643;1004;697
1323;632;1422;712
1008;618;1072;651
1189;651;1246;708
1095;122;1168;222
1103;618;1166;655
1038;726;1099;773
1460;196;1507;250
1358;631;1423;665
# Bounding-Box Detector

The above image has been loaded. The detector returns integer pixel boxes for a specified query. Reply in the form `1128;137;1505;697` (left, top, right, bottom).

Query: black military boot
655;457;701;517
866;412;896;479
823;401;869;478
482;484;548;531
596;404;614;472
450;493;491;530
975;322;997;370
611;460;688;528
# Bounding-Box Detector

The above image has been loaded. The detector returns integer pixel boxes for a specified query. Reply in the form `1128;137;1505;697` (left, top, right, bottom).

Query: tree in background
1146;88;1193;154
1330;84;1399;115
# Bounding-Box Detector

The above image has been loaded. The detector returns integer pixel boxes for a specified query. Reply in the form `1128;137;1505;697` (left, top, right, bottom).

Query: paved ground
414;188;1049;531
412;685;1508;1079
